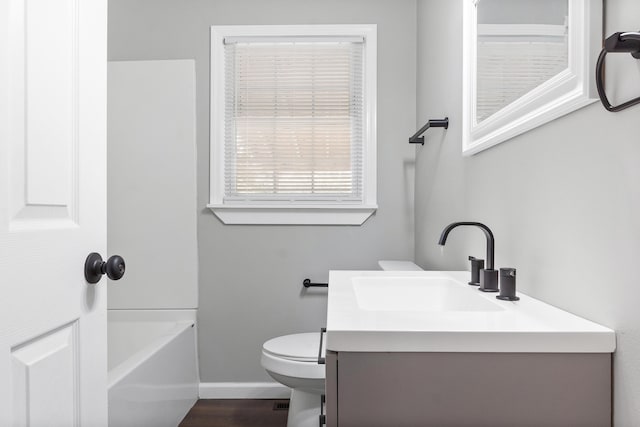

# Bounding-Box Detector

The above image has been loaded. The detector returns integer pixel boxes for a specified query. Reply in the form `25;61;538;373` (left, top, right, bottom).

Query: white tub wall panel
107;60;198;310
108;318;198;427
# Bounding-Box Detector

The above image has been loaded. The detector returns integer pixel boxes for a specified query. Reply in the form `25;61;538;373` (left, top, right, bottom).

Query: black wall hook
409;117;449;145
596;31;640;112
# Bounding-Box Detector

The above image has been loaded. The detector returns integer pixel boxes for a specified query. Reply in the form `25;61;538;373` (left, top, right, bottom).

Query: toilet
261;332;325;427
261;261;423;427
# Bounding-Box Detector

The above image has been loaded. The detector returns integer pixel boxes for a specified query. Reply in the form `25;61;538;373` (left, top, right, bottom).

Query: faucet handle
497;268;519;301
468;256;484;286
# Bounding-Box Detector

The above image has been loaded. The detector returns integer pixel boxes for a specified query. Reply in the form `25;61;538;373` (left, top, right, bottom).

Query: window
209;25;377;225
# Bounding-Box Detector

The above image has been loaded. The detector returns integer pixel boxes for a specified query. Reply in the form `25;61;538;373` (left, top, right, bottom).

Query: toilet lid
263;332;325;363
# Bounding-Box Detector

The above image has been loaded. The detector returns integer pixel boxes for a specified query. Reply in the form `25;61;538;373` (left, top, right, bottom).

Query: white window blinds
223;38;364;203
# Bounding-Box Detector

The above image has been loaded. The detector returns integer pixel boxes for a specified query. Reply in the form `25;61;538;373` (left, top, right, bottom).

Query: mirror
462;0;602;155
476;0;569;123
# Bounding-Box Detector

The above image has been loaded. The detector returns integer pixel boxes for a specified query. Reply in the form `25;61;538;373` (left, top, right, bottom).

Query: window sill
207;204;377;225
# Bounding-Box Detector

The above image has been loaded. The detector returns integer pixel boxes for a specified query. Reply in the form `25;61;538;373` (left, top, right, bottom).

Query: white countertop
326;270;616;353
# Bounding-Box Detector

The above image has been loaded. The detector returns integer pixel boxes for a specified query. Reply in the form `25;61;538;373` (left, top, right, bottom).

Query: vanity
324;270;615;427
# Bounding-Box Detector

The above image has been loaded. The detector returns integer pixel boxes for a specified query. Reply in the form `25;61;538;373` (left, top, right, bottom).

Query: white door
0;0;108;425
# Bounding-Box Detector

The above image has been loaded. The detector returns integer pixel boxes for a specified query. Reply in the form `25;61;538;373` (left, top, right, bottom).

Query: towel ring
595;31;640;112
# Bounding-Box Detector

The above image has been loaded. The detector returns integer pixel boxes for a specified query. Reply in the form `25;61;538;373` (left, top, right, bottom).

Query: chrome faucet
438;222;498;292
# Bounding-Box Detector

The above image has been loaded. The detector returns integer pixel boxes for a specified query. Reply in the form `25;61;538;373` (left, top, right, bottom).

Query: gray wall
416;0;640;424
108;0;417;382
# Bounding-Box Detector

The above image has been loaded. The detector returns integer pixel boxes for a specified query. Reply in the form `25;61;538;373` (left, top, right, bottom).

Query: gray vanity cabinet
325;350;611;427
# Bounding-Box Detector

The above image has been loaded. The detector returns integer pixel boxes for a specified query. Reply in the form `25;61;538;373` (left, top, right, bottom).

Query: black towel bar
303;279;328;288
409;117;449;145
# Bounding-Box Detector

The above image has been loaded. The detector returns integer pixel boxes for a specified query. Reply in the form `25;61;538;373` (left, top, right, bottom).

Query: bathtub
108;310;199;427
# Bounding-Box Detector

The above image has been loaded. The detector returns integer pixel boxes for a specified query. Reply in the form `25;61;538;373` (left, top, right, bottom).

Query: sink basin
352;276;504;312
327;270;616;353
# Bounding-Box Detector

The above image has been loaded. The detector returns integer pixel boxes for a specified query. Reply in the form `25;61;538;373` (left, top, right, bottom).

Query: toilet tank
377;260;423;271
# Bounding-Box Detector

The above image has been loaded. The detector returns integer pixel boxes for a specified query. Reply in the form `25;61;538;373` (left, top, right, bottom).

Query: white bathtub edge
108;308;197;323
199;382;290;399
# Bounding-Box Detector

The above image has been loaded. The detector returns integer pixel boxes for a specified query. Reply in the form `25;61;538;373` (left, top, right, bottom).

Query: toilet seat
263;332;324;363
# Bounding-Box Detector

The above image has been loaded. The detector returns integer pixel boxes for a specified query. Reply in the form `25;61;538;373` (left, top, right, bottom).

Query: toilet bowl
261;332;325;427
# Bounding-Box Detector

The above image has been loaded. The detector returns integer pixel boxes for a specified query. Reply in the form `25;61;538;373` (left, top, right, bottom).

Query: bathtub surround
108;0;417;388
416;0;640;424
107;60;200;421
107;60;198;310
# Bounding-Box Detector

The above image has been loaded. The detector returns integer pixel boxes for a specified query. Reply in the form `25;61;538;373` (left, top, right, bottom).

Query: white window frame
209;24;377;225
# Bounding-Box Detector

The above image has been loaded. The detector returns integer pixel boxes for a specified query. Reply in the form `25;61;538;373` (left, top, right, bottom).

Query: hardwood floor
179;399;289;427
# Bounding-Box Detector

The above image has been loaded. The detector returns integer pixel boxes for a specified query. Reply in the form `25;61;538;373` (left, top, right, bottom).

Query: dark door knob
84;252;126;284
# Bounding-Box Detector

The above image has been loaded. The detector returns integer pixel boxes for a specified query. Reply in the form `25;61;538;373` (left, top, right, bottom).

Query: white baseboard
199;382;290;399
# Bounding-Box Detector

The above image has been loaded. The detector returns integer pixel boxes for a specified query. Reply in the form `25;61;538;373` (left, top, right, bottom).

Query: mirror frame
462;0;602;156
